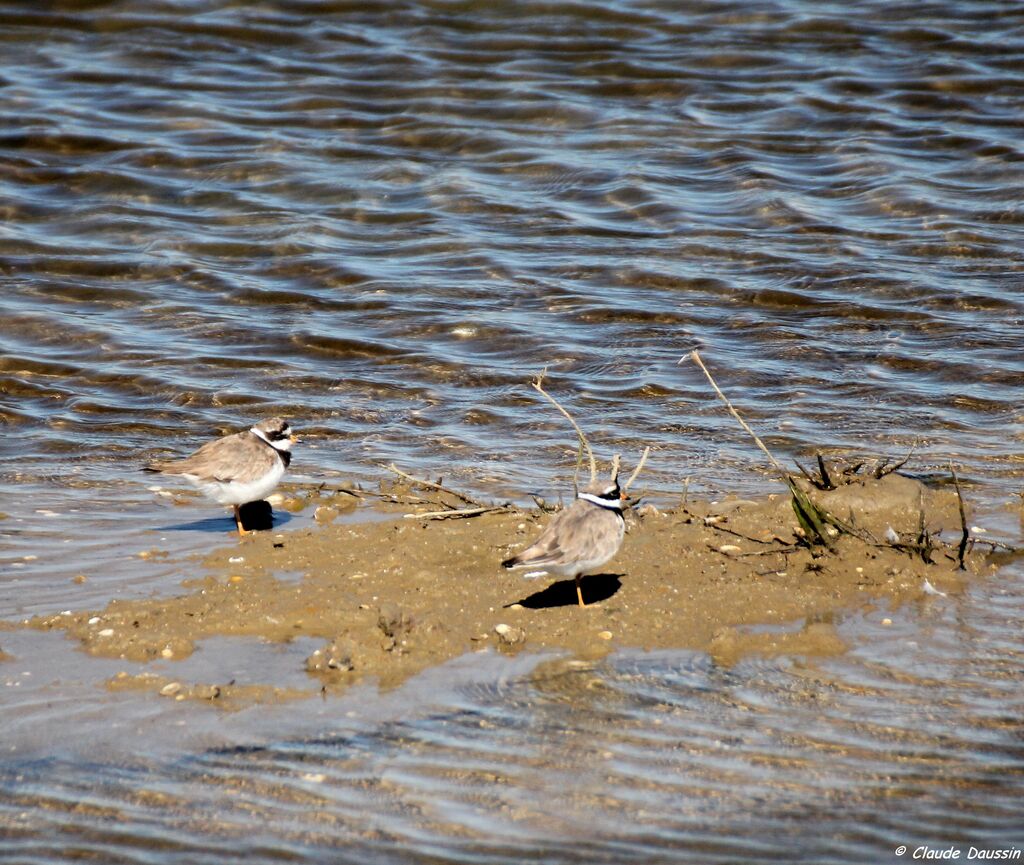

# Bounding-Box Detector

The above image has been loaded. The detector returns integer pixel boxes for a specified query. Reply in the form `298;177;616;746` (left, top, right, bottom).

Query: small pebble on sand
193;684;221;700
159;682;182;697
314;506;338;524
494;623;526;646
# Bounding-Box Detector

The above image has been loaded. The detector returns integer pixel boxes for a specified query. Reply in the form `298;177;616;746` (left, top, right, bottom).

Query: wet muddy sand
14;471;991;708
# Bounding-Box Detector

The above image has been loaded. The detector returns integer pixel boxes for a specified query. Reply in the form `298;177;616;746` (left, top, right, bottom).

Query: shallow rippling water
2;1;1024;861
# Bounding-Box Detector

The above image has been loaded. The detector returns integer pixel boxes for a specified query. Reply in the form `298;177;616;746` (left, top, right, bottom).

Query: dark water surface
2;1;1024;861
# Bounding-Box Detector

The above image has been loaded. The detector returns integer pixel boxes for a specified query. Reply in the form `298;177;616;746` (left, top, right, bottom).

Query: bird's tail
501;556;522;569
143;460;182;474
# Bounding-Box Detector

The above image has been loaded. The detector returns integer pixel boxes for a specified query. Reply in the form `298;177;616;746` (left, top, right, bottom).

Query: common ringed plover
502;478;627;606
145;417;297;534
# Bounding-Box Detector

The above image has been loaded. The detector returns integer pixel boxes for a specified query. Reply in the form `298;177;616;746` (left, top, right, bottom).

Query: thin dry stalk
950;462;969;570
876;442;918;478
816;453;834;490
794;460;818;486
683;351;787;475
623;446;650;493
531;369;597;488
703;521;778;546
739;546;801;558
609;453;621;484
384;463;483;507
683;350;837;550
404;506;508;520
312;484;363;498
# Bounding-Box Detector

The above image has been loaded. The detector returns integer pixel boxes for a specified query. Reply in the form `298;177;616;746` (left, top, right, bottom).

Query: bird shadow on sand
509;573;623;609
156;506;293;534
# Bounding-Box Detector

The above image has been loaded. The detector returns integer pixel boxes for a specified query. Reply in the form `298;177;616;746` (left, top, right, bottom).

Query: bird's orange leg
233;505;251;536
575;574;586;607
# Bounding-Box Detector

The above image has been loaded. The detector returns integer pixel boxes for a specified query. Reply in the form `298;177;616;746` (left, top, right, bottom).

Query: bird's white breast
183;458;286;506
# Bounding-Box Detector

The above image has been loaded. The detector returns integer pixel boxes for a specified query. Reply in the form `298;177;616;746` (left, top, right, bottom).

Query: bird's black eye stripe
271;428;291;441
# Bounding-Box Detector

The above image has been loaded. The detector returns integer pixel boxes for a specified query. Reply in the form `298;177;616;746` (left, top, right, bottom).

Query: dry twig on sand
311;483;364;498
384;463;484;507
875;443;918;479
382;463;510;520
404;506;509;521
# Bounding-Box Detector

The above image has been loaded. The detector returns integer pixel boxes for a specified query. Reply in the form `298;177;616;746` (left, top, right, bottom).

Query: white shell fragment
494;623;526;645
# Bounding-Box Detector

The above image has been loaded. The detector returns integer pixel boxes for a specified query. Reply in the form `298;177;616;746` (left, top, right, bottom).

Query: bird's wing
504;501;607;568
147;431;270;483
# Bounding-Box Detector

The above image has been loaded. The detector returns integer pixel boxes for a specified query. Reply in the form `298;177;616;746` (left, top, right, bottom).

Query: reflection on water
2;0;1024;861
